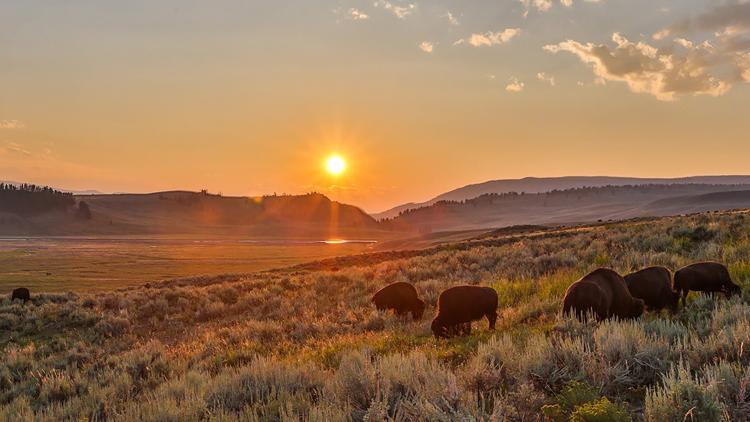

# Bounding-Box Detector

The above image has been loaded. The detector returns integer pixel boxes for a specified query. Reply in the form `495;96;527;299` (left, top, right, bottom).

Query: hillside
3;210;750;420
374;175;750;219
381;184;750;232
0;191;384;238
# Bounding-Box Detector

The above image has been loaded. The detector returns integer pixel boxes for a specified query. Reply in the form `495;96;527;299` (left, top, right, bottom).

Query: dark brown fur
624;266;679;312
431;286;498;338
11;288;30;303
371;282;425;320
563;268;644;320
673;262;741;306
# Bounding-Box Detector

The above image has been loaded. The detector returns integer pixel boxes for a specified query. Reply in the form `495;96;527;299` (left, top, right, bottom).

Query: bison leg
486;311;497;330
681;289;689;307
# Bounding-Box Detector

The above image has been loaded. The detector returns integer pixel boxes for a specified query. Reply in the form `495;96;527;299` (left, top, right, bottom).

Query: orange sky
2;1;750;212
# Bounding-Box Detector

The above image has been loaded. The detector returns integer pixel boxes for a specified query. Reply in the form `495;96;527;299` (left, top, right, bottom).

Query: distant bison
431;286;498;338
673;262;741;306
371;282;425;320
624;266;679;313
563;268;644;320
11;288;30;303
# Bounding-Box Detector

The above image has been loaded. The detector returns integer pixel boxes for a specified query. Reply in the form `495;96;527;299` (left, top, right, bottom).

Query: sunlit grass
2;211;750;420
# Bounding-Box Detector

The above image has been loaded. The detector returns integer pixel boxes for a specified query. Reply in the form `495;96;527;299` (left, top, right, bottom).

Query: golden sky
1;1;750;212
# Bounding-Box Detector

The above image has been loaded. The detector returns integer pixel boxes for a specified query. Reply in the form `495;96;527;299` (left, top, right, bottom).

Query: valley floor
3;211;750;420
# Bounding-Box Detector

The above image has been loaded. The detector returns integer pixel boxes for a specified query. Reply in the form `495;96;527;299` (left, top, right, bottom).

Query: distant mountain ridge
373;175;750;219
0;191;383;237
380;183;750;232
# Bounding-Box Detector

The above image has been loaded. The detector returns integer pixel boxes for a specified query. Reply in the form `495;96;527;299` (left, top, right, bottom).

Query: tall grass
2;211;750;420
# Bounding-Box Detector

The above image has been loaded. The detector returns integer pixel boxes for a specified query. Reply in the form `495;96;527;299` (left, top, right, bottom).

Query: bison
624;266;679;313
11;287;30;303
371;282;425;320
673;262;741;307
431;286;498;338
563;268;644;320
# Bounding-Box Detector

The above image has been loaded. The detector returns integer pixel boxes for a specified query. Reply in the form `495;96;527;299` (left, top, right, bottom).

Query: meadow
3;211;750;420
0;238;375;293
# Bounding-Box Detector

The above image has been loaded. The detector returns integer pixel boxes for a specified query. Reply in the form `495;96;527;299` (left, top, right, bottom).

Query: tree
76;201;92;220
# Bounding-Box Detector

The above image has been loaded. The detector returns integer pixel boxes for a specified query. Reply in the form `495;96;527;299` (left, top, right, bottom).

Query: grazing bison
673;262;741;306
624;266;679;313
431;286;498;338
371;282;425;320
563;268;644;320
11;288;30;303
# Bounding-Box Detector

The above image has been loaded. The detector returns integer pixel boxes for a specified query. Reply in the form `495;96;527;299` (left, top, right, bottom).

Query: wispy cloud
348;8;369;20
544;32;747;100
520;0;553;13
443;11;459;26
454;28;520;47
537;72;556;86
418;41;434;53
1;141;32;156
506;77;525;92
653;0;750;40
0;141;103;185
0;120;25;129
520;0;602;15
333;7;370;21
374;0;416;19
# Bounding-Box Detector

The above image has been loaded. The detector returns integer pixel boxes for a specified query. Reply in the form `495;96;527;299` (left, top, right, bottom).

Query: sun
325;155;346;175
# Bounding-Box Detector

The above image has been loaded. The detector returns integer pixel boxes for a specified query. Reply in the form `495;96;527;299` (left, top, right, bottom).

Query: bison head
724;283;742;298
431;318;448;338
628;298;645;319
412;299;425;320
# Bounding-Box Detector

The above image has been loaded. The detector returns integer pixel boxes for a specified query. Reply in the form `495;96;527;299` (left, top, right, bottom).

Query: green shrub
570;397;631;422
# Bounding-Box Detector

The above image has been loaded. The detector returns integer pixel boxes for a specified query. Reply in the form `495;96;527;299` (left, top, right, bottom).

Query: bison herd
372;261;743;338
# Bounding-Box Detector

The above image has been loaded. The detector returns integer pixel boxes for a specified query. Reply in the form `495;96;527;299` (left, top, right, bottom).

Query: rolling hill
373;175;750;220
381;184;750;232
0;191;384;238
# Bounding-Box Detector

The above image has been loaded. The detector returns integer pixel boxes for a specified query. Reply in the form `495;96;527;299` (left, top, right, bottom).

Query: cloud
544;32;748;100
537;72;556;86
418;41;434;53
443;11;459;26
0;141;103;185
520;0;553;13
654;0;750;40
374;1;416;19
1;141;31;156
520;0;601;14
333;8;370;21
454;28;520;47
506;77;525;92
348;8;369;20
0;120;25;129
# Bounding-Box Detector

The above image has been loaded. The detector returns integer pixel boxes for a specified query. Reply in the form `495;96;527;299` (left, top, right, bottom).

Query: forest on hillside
0;184;75;215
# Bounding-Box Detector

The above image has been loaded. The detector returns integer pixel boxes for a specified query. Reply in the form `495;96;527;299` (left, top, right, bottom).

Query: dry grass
2;211;750;420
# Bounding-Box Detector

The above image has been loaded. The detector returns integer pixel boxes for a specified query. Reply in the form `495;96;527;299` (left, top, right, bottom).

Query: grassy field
3;211;750;420
0;238;376;293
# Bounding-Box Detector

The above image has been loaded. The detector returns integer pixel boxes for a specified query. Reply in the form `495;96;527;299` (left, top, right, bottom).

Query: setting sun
325;155;346;175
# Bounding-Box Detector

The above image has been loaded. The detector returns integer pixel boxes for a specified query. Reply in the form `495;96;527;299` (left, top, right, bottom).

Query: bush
645;364;722;422
570;397;631;422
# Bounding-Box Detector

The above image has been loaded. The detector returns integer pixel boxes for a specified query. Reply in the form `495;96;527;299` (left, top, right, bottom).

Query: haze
2;0;750;212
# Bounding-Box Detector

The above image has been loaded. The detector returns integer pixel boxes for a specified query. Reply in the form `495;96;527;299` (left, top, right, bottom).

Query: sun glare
325;155;346;175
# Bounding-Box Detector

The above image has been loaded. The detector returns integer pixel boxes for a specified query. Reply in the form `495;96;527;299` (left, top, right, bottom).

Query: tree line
0;183;76;215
